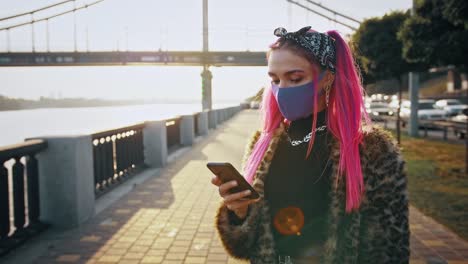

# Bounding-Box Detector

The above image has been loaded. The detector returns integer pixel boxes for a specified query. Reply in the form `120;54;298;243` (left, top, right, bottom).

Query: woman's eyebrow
268;69;305;76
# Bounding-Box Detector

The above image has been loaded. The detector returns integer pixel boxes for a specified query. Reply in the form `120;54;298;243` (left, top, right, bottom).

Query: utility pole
408;0;419;137
201;0;212;111
465;103;468;176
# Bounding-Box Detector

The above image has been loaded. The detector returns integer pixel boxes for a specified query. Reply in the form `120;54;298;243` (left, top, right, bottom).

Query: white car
400;99;447;127
435;99;467;116
365;102;394;120
450;113;467;139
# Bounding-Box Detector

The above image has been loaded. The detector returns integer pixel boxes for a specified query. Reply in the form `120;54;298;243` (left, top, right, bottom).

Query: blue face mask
271;73;325;121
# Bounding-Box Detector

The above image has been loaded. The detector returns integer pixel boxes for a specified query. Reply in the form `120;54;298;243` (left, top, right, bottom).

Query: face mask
271;73;325;121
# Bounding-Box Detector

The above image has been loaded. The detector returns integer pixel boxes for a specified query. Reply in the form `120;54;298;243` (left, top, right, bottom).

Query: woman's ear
319;70;335;89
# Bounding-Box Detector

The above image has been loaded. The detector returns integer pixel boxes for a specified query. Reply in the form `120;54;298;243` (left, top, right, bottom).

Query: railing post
25;135;95;229
198;111;209;135
180;115;195;146
143;120;167;168
216;109;221;124
12;157;26;232
26;154;40;224
208;110;217;129
0;161;10;238
221;109;225;123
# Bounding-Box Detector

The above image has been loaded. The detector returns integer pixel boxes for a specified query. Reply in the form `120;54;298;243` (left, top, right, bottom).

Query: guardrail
375;115;467;140
0;105;242;257
194;112;200;136
91;123;146;198
0;140;48;256
165;117;182;151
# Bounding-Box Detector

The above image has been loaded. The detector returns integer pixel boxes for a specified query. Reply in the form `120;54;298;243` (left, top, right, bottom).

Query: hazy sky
0;0;411;102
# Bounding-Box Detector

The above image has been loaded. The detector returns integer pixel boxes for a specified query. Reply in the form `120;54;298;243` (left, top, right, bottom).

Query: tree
352;11;416;144
245;87;264;102
352;11;414;88
398;0;468;72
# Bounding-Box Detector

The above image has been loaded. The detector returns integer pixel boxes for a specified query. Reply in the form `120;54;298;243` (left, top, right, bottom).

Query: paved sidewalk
2;109;468;264
409;206;468;263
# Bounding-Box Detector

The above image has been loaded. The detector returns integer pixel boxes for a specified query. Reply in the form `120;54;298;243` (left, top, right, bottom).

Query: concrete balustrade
24;135;95;229
143;120;167;168
208;109;217;129
180;115;194;146
216;109;222;124
18;105;242;229
196;111;209;135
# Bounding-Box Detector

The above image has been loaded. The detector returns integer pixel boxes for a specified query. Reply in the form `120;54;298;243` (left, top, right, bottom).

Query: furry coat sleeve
214;130;262;260
355;126;411;263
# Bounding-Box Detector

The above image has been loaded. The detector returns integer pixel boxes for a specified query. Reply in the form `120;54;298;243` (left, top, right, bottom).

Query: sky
0;0;412;103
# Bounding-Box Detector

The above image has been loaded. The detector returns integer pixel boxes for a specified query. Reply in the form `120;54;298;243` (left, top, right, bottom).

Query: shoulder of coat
360;124;401;161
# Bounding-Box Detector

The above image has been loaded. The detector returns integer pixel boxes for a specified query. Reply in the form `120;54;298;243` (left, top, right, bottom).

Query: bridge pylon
201;65;212;111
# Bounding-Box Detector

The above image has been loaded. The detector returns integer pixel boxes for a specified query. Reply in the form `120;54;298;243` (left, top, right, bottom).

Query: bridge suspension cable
0;0;105;31
0;0;74;22
286;0;360;31
1;0;105;52
302;0;361;24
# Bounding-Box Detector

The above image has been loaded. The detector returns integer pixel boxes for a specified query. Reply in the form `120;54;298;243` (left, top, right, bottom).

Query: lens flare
273;206;305;236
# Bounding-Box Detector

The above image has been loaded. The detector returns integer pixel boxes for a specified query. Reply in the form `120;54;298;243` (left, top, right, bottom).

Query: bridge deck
2;110;467;264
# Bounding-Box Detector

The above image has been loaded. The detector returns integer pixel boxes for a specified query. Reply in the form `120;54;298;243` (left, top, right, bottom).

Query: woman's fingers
211;175;223;186
226;197;258;211
224;189;252;203
213;176;260;211
218;180;238;197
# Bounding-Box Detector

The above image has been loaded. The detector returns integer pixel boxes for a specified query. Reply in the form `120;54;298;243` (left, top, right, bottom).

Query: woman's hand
211;175;260;219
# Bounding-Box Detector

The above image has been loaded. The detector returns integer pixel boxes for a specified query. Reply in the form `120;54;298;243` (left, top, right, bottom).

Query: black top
264;109;332;257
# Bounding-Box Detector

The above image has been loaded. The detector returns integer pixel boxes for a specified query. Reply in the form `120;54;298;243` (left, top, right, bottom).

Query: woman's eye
270;79;301;85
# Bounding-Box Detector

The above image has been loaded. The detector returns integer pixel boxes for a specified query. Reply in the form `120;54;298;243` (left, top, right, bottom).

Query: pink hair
242;29;371;213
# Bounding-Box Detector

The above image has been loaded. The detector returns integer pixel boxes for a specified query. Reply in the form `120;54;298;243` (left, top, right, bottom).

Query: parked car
365;101;394;120
450;113;467;139
387;99;400;113
434;99;467;116
400;99;448;127
399;100;411;118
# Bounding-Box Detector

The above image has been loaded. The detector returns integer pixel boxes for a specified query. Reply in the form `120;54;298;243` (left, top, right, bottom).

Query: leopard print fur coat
215;122;410;263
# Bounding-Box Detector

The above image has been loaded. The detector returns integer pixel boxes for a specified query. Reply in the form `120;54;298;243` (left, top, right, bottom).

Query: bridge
0;51;267;67
0;0;361;110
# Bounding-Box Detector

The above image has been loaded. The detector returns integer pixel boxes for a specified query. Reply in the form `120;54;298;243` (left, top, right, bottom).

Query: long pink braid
242;29;370;213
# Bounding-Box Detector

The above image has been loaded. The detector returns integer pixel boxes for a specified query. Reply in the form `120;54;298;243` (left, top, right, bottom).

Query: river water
0;102;238;147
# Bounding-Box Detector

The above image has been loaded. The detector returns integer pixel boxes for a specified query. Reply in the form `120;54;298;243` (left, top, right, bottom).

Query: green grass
394;132;468;241
419;76;447;97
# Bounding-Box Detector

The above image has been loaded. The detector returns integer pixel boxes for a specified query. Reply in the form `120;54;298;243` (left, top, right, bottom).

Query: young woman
211;26;410;263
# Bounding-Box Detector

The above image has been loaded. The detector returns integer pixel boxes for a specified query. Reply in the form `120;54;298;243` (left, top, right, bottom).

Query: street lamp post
464;104;468;176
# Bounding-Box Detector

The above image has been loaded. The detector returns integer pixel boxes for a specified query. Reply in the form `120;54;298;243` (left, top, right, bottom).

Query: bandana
273;26;336;74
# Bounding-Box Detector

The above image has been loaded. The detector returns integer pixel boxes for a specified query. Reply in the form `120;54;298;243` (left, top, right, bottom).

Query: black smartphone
207;162;260;200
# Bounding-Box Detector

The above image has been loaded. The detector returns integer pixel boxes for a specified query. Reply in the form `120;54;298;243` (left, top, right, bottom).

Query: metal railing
166;117;181;151
193;112;200;136
0;140;48;256
0;105;242;257
376;115;467;140
91;123;146;198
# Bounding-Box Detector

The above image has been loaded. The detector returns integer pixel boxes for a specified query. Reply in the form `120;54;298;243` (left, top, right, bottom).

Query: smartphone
207;162;260;200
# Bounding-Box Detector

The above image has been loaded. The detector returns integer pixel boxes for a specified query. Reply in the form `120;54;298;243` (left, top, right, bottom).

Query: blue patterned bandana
273;26;336;74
